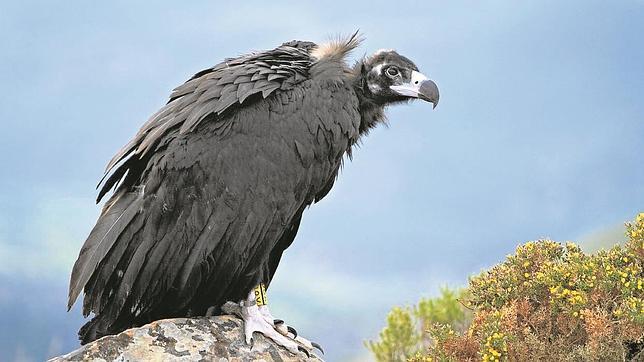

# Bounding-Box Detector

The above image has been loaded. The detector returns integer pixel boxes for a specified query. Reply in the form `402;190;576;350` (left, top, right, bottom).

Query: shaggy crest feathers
311;31;363;61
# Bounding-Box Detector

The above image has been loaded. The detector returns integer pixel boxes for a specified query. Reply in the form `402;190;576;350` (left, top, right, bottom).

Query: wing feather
68;188;144;310
95;42;315;202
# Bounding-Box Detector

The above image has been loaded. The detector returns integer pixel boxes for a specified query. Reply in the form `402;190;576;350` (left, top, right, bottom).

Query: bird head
358;49;439;108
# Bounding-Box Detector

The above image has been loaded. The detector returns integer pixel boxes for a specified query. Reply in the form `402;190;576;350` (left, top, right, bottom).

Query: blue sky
1;0;643;360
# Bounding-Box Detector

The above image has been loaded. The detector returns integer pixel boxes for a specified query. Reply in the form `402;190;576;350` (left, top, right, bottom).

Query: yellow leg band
254;283;268;306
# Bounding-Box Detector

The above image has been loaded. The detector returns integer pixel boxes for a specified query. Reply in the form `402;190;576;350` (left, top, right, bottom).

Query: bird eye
385;67;399;77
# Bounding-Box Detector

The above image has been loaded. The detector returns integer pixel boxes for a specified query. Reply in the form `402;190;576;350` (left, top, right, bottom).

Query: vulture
67;33;439;355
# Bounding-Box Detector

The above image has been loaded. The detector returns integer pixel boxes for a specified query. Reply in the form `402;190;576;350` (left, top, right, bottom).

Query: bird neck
351;62;386;135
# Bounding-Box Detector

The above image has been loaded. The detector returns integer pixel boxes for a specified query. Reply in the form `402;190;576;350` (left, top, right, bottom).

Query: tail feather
78;312;138;345
78;315;107;345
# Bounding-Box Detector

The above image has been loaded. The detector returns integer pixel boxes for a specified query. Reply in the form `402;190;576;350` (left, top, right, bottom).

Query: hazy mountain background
1;1;642;361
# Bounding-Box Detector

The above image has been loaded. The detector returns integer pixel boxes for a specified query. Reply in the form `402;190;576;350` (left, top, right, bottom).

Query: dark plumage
68;33;439;344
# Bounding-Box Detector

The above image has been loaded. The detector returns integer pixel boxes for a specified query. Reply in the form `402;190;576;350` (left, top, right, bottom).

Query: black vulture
67;33;439;355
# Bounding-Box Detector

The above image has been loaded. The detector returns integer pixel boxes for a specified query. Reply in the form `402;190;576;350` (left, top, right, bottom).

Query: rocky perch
49;309;321;362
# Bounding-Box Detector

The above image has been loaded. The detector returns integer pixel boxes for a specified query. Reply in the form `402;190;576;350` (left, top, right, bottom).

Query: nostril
414;81;419;84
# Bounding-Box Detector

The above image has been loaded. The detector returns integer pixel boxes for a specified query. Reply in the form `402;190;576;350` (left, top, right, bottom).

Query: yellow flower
489;348;501;357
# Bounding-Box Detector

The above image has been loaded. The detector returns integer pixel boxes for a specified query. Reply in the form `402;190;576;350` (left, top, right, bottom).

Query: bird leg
240;284;323;358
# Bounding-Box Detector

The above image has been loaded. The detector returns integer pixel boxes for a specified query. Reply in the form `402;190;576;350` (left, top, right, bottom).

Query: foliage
365;306;420;362
365;288;473;362
368;213;644;361
415;287;472;335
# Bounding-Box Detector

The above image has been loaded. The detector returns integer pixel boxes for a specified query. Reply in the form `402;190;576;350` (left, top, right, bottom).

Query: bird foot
240;302;323;359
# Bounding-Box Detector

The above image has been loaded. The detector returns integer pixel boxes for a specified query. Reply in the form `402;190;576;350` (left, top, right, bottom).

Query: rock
49;306;321;362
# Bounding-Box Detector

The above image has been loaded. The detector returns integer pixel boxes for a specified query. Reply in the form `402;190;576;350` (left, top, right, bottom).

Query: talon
241;288;316;357
298;346;311;358
275;323;289;336
287;325;297;337
312;341;324;354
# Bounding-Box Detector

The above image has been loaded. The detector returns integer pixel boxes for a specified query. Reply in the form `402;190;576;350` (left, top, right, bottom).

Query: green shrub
366;288;473;361
365;306;419;362
368;213;644;361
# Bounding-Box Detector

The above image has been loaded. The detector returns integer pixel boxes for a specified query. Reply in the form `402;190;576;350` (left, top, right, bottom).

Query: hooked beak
390;71;440;109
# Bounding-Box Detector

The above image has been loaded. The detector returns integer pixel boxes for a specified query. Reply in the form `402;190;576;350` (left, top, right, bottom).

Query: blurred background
1;0;643;360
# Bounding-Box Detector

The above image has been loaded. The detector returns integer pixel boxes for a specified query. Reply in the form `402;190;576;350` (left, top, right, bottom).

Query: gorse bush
368;213;644;361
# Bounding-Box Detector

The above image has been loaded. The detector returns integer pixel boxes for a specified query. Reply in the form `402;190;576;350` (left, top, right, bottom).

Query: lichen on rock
49;310;321;362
